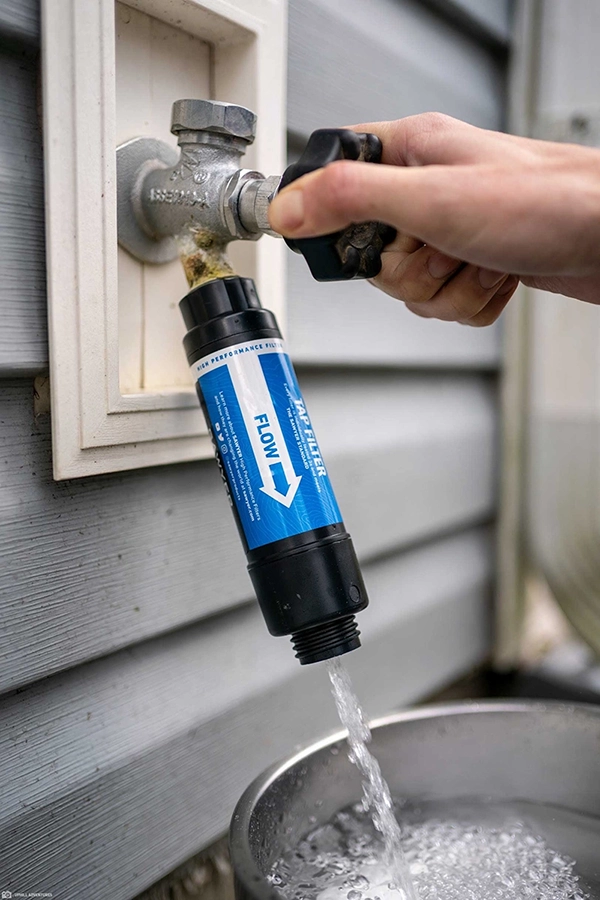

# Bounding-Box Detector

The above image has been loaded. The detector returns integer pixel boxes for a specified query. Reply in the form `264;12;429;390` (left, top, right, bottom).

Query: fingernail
269;189;305;233
478;268;505;290
427;252;460;279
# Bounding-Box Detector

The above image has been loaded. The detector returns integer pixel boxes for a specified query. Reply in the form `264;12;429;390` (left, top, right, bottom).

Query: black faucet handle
278;129;396;282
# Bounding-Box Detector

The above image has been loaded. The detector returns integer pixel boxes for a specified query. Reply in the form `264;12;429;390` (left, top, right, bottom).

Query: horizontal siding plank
0;47;47;374
287;0;506;139
0;0;40;46
287;251;502;367
303;370;497;558
0;527;492;900
451;0;512;42
420;0;513;46
0;375;495;691
0;380;251;690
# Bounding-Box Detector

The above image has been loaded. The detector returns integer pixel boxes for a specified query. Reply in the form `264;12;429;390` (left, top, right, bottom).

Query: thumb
269;158;557;273
269;158;475;250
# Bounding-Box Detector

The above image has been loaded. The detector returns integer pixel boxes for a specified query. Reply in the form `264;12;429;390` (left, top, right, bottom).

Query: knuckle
443;268;495;320
418;111;454;133
372;267;395;294
369;273;395;299
369;272;404;303
445;292;481;322
376;256;403;291
404;302;431;320
403;112;456;163
377;260;420;304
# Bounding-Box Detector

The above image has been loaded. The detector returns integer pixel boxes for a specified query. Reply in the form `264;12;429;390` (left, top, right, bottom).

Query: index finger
346;113;546;167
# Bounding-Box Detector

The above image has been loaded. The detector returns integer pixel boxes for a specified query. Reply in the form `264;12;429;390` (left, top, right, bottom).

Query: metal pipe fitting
117;99;280;273
237;174;282;238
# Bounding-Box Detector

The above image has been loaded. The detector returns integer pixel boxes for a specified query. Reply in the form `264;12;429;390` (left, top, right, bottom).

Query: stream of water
325;657;418;900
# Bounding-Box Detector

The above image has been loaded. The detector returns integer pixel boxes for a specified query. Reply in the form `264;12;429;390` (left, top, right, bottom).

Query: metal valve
116;99;267;273
116;100;395;285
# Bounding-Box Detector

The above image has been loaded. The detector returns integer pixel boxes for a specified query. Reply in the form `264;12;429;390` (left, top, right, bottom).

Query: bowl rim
229;698;600;899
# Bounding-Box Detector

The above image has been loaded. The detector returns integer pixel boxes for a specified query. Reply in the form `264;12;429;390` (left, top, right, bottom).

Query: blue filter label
192;338;342;550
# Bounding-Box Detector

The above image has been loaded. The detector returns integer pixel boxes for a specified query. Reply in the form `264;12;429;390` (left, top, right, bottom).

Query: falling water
326;657;418;900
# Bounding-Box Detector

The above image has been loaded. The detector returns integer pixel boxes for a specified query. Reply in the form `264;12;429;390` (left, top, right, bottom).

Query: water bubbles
349;875;370;890
268;800;591;900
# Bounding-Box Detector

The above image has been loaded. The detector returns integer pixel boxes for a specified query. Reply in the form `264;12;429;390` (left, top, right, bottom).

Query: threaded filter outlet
291;615;361;665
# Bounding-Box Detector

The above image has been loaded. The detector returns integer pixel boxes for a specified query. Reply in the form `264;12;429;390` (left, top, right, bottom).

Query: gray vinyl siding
0;0;39;45
419;0;513;46
1;373;495;692
286;0;506;140
0;532;491;897
0;0;511;896
0;30;46;375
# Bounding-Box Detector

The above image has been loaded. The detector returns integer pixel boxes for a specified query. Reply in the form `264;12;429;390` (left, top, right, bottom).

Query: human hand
269;113;600;325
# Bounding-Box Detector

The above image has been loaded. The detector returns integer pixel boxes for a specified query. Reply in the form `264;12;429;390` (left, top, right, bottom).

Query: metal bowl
230;701;600;899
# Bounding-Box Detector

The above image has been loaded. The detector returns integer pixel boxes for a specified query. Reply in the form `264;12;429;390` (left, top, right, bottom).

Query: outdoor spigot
116;99;395;285
117;99;281;282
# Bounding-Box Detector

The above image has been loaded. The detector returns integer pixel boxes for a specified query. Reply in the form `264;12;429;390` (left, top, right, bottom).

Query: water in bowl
268;658;600;900
268;796;600;900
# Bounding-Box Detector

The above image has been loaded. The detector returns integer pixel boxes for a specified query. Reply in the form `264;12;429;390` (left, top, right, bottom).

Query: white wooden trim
42;0;286;479
493;0;537;668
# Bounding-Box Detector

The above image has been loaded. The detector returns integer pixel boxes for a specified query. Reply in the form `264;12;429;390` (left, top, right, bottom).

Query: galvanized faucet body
117;99;280;271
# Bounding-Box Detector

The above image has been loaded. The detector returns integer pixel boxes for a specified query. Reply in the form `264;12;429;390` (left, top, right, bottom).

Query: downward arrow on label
264;461;302;507
269;462;289;495
228;351;302;508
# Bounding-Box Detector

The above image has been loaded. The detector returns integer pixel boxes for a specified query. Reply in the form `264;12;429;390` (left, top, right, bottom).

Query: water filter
180;275;368;664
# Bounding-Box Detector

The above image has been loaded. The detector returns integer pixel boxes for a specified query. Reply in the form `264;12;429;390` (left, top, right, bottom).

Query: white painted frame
42;0;286;479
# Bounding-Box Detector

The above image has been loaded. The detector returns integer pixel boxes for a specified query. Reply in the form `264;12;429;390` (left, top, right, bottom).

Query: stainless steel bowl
230;701;600;899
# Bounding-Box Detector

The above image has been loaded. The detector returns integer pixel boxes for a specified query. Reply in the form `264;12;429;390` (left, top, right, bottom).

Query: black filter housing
180;276;368;664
